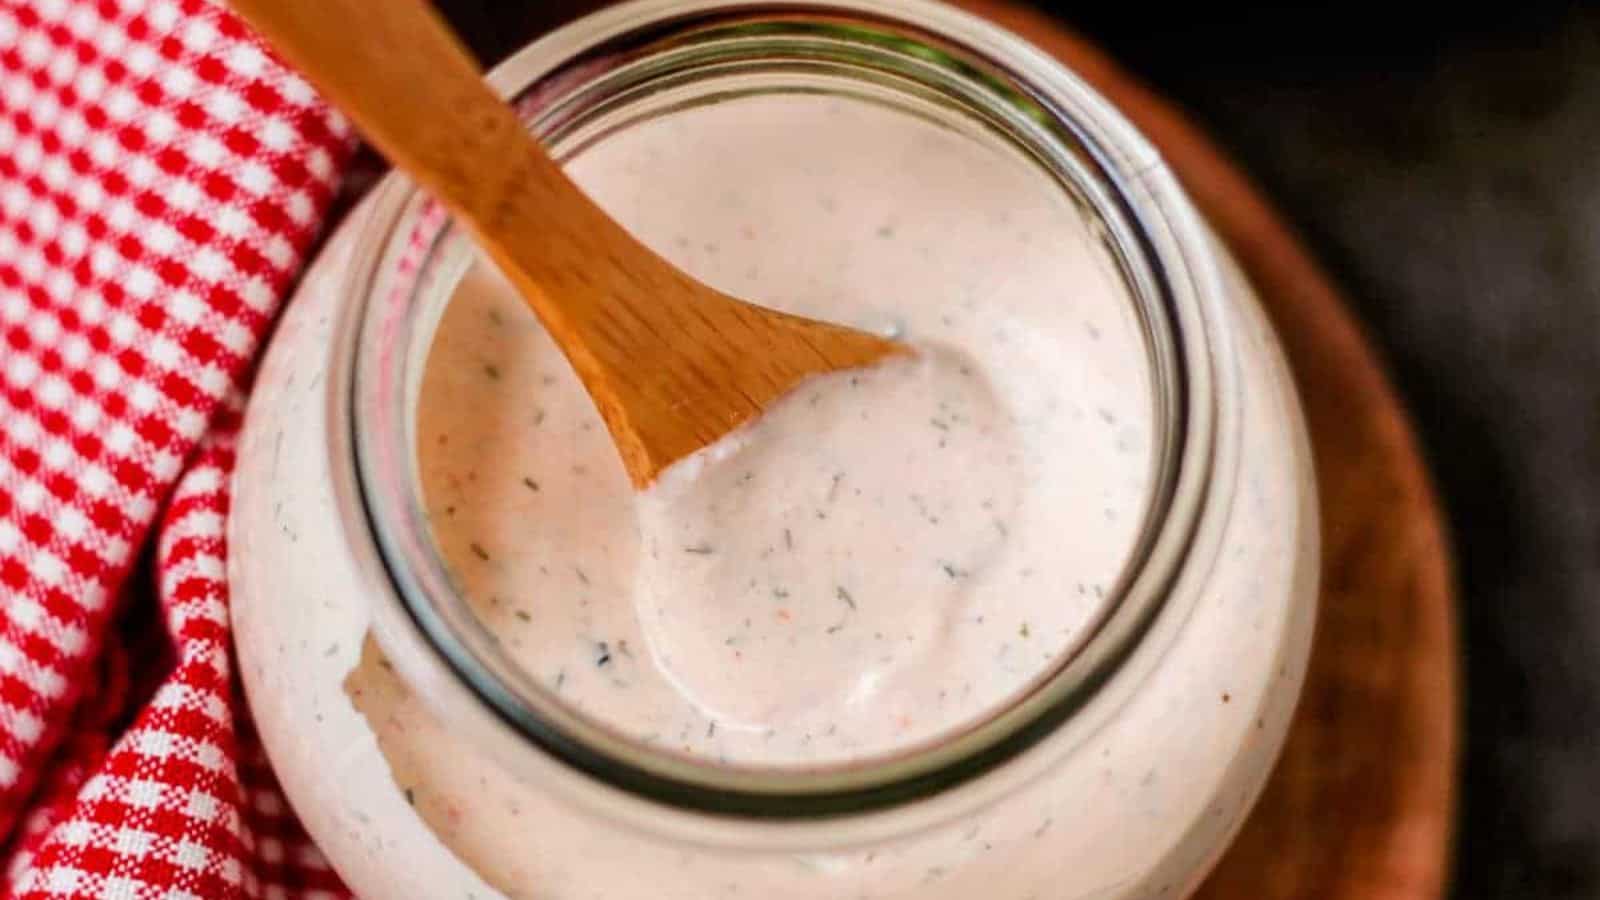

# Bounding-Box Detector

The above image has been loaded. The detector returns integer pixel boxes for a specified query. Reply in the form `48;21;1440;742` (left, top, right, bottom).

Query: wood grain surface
452;2;1463;895
949;3;1460;897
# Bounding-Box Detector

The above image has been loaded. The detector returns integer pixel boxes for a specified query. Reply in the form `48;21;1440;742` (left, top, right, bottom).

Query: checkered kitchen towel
0;0;359;895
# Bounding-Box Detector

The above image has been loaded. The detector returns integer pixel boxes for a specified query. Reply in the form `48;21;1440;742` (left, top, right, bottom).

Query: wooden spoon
230;0;906;487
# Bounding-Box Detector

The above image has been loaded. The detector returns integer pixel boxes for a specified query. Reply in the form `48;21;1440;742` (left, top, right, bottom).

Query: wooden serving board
464;3;1461;896
951;4;1460;897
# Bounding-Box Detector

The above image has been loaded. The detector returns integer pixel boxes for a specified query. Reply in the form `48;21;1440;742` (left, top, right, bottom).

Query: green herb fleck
469;542;490;561
522;477;539;492
514;610;531;622
836;586;856;609
684;543;715;555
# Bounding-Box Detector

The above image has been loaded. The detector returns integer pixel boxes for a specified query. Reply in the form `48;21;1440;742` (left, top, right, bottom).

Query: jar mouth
350;0;1222;828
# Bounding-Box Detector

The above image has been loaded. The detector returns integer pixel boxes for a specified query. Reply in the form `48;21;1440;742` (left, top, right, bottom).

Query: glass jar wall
228;2;1318;897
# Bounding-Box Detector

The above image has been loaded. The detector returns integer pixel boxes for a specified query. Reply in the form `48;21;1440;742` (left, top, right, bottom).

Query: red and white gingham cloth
0;0;361;895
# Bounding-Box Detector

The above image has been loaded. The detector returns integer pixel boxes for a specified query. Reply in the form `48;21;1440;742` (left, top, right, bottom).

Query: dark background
441;4;1600;896
1074;9;1600;899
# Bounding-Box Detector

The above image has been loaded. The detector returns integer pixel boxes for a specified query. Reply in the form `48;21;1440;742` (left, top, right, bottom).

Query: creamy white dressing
414;94;1150;767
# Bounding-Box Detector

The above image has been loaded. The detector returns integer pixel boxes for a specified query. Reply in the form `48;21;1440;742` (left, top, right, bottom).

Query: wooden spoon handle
228;0;538;227
228;0;687;351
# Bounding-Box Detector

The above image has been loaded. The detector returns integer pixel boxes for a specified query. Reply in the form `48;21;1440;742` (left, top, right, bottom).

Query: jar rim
346;0;1230;845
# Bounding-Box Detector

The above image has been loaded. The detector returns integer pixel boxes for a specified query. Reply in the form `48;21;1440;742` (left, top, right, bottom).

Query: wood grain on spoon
229;0;905;487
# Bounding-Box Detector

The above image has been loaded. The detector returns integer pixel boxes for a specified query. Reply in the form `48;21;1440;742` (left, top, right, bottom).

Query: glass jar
228;1;1318;898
